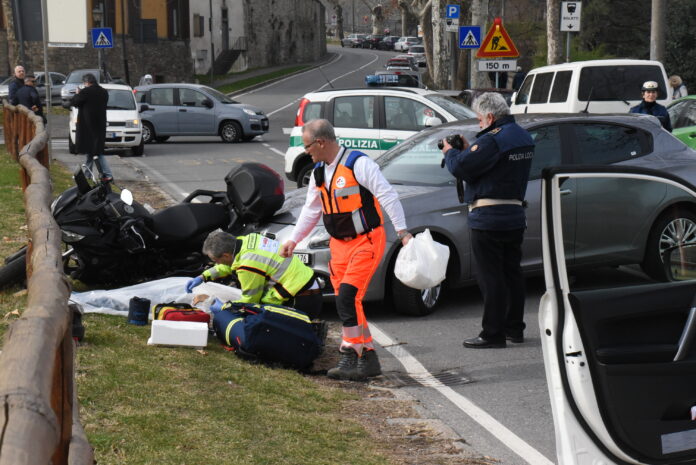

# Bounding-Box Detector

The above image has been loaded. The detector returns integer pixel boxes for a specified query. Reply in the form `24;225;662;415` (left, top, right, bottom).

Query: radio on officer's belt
439;135;466;204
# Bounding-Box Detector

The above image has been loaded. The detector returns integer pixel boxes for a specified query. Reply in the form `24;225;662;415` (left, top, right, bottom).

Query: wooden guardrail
0;103;93;465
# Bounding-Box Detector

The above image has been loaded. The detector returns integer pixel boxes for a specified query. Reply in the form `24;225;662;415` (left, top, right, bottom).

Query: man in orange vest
280;119;412;380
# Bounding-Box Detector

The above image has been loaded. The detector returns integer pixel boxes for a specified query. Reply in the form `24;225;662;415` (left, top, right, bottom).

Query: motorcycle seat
151;203;229;244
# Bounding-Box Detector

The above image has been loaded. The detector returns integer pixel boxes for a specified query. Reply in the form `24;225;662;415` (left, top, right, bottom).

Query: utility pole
546;0;562;65
120;0;130;84
209;0;215;85
650;0;665;62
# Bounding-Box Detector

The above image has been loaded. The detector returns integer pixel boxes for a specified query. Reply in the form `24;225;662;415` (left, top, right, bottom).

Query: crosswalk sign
458;26;481;49
476;17;518;58
91;28;113;49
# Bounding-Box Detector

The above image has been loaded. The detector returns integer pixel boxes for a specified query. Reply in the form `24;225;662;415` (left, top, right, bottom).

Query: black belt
297;288;322;296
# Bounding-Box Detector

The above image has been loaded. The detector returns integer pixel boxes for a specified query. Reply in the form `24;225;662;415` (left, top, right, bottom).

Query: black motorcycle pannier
225;162;285;223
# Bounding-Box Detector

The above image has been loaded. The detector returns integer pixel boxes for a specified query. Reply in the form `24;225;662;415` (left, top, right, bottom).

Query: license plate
294;253;311;265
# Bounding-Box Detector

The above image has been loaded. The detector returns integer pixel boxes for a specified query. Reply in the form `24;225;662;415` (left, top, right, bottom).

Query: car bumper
243;116;269;135
104;128;143;148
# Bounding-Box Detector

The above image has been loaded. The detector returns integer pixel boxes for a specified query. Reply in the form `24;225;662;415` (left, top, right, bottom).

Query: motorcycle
0;161;285;289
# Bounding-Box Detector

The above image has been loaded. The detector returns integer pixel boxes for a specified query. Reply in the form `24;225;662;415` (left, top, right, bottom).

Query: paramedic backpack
212;302;321;369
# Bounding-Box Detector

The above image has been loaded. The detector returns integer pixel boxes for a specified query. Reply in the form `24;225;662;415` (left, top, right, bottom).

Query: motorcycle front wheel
0;248;27;289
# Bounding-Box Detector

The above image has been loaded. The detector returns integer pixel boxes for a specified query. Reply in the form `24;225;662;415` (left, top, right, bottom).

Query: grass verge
198;65;311;94
0;149;394;465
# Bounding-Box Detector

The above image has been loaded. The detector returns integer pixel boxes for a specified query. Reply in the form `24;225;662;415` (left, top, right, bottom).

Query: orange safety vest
314;150;384;240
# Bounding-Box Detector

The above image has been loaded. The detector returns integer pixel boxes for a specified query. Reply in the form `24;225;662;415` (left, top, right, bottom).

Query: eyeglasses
304;139;319;150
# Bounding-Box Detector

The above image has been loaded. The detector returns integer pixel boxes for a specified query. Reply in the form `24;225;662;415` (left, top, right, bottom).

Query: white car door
540;165;696;465
381;96;444;151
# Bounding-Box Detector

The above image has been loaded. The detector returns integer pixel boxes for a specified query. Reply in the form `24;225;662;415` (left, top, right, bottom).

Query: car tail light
294;98;311;126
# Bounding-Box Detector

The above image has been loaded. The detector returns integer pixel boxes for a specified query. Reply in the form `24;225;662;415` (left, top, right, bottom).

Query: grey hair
473;92;510;120
302;118;336;142
202;230;238;258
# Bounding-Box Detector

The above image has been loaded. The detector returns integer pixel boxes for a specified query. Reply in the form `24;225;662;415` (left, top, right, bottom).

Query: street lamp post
92;3;104;74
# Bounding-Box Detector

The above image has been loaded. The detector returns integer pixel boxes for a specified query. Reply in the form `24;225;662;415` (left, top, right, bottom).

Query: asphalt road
48;45;652;465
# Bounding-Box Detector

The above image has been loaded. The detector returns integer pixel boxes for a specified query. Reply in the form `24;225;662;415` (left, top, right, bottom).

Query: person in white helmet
629;81;672;132
138;74;153;86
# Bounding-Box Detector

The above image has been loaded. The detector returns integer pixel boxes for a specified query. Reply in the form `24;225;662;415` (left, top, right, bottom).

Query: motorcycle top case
225;162;284;224
152;302;211;324
212;302;320;369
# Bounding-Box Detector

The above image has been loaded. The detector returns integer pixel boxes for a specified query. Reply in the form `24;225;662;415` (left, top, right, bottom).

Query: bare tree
323;0;346;39
430;0;449;88
547;0;562;64
398;0;433;69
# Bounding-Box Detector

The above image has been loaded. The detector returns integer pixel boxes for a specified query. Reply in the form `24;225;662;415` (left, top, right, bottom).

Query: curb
226;52;339;97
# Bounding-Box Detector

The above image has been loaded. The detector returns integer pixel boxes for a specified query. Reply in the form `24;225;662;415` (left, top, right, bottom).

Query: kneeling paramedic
186;230;323;319
280;118;412;381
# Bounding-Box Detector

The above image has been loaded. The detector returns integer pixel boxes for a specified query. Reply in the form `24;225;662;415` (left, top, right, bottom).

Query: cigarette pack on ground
147;320;209;348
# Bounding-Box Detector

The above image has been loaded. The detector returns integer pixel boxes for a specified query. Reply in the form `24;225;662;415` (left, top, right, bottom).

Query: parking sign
446;5;460;19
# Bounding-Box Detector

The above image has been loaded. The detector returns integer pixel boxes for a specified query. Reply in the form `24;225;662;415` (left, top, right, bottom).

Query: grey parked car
61;69;113;108
133;84;269;143
0;72;66;105
261;113;696;316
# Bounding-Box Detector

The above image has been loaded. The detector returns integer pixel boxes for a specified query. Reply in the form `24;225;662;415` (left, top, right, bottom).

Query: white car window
179;88;208;107
332;96;375;129
150;88;175;106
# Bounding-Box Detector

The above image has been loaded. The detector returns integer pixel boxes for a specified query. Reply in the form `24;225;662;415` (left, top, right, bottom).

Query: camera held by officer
438;134;465;151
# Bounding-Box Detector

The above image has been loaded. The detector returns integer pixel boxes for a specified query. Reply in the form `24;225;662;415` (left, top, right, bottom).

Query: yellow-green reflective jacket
202;233;314;305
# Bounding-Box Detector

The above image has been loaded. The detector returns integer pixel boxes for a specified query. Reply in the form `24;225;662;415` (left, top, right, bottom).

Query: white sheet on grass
70;277;242;316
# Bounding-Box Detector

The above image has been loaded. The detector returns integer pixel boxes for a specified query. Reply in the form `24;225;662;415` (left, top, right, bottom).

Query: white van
69;83;144;156
510;59;670;114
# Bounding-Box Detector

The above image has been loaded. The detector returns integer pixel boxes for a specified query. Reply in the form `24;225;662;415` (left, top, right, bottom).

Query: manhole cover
375;368;472;388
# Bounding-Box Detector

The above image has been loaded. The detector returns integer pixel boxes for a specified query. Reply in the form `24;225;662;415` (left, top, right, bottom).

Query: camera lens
437;140;444;150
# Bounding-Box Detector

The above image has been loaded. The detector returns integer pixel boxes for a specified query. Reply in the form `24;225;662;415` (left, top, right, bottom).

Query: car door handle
179;109;187;112
674;307;696;361
560;189;572;195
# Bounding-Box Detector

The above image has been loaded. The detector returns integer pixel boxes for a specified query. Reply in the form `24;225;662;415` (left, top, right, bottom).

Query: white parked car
69;83;144;156
284;87;475;187
407;45;426;67
394;36;420;52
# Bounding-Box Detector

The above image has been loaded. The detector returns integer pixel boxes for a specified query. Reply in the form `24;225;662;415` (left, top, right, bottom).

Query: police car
284;87;476;187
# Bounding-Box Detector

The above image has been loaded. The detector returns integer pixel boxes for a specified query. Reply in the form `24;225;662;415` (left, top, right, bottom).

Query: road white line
370;323;555;465
128;157;189;201
234;53;344;99
262;143;286;158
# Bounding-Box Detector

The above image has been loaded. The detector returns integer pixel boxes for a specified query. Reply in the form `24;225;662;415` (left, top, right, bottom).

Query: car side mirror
664;244;696;281
424;116;442;127
203;98;213;108
139;104;149;112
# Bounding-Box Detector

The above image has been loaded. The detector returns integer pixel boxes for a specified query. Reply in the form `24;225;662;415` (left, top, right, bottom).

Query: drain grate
375;368;472;388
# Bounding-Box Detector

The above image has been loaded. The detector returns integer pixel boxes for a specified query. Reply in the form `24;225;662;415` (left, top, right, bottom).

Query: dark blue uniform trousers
470;228;526;342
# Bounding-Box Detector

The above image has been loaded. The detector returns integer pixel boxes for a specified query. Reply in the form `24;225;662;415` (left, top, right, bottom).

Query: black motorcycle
0;161;285;289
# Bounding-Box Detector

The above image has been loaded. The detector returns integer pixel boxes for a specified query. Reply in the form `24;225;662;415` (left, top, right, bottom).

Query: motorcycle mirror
120;189;133;206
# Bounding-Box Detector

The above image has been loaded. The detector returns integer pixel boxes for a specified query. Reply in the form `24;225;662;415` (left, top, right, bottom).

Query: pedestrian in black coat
16;75;44;120
8;65;25;105
70;73;113;181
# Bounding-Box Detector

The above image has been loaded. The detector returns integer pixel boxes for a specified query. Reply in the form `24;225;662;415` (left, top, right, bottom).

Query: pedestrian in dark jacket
8;65;25;105
70;73;113;181
629;80;672;132
16;75;44;121
512;66;526;91
441;92;535;349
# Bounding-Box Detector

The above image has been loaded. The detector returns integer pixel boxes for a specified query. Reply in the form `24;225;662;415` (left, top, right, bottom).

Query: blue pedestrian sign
91;28;113;49
446;5;460;19
459;26;481;49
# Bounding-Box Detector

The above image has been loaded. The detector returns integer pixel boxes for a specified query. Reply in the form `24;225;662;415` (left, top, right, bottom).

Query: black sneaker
327;349;358;380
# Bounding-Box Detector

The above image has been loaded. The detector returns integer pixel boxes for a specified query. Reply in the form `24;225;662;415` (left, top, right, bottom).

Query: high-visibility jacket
202;233;314;305
314;150;384;240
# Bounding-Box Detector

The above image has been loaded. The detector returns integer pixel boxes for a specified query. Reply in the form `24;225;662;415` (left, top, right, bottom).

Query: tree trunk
547;0;563;64
430;0;448;88
421;6;434;73
470;0;489;88
335;4;345;40
371;5;385;34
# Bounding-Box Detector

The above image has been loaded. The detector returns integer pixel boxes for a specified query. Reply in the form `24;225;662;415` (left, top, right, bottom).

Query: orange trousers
329;226;385;355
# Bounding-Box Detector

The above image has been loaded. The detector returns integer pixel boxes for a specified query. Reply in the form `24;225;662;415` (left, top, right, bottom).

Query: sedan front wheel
220;121;242;143
642;209;696;281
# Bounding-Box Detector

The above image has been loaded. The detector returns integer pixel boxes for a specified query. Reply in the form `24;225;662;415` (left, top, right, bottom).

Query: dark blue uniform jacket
444;114;534;230
629;100;672;132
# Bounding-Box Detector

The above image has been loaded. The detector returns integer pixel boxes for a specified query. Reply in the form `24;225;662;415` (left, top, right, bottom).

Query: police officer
279;118;412;380
441;92;534;349
186;230;322;319
629;81;672;132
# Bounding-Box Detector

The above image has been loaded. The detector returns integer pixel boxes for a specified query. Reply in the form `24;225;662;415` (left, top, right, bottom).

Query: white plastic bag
394;229;450;290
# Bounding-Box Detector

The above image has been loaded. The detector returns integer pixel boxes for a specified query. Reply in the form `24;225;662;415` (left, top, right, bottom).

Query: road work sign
476;17;519;58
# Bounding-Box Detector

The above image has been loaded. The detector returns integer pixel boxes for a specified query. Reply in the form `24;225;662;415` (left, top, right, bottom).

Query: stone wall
244;0;326;68
16;37;193;85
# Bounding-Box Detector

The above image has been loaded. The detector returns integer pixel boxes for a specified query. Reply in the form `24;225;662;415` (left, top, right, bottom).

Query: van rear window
530;72;554;104
578;65;666;101
549;71;572;103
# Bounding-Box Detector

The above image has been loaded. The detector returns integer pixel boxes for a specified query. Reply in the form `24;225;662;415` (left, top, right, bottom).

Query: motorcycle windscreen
540;165;696;465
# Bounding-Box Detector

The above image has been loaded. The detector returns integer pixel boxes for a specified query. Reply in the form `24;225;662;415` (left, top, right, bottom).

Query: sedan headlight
62;229;85;243
243;108;257;116
308;226;330;249
125;119;140;128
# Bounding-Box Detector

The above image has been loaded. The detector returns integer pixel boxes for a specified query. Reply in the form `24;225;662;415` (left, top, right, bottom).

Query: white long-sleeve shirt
289;147;407;244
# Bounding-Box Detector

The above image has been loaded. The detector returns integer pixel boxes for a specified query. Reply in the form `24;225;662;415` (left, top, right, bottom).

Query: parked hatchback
134;84;269;143
271;113;696;316
394;36;421;52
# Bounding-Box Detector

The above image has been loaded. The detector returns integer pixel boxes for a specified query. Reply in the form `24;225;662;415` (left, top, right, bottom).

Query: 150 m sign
478;60;517;71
